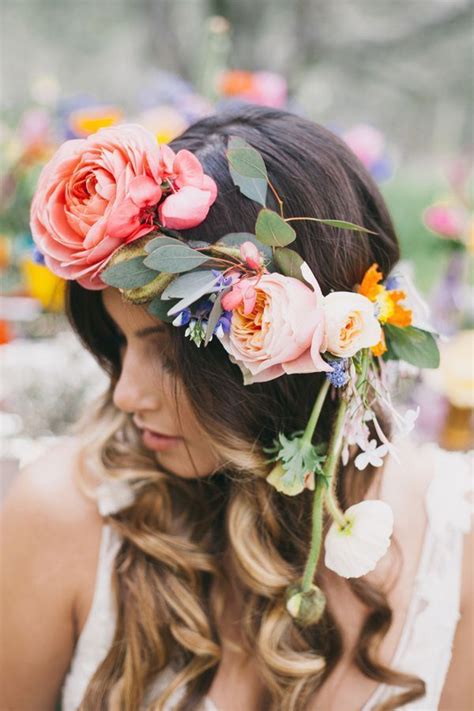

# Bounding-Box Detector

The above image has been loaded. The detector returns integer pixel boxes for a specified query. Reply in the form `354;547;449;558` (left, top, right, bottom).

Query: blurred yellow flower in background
20;257;65;312
438;330;474;409
69;106;123;137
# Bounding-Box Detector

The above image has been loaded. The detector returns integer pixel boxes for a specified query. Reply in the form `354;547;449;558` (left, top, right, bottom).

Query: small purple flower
326;359;349;388
32;247;45;265
385;275;400;291
214;310;232;337
172;308;191;327
194;298;214;319
211;269;236;292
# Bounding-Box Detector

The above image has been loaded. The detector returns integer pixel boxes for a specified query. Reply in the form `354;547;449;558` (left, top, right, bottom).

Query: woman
1;106;472;711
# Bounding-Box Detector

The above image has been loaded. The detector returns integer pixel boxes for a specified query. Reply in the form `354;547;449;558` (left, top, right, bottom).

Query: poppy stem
301;378;330;445
302;397;348;592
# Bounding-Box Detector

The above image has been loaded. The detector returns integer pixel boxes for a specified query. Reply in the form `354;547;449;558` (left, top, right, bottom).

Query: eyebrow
134;326;166;338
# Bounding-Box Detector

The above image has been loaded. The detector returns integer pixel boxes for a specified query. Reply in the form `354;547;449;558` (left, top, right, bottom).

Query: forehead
102;287;162;332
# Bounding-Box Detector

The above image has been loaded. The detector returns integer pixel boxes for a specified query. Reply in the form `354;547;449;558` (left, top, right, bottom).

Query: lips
133;418;173;437
134;420;183;452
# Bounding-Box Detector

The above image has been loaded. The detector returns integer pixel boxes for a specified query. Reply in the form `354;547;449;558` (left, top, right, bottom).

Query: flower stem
266;178;285;218
325;481;347;529
302;378;330;446
301;397;348;591
302;478;326;592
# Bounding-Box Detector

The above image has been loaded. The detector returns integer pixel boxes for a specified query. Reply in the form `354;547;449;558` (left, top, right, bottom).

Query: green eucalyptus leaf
101;256;156;289
143;245;210;273
229;169;268;207
274;248;304;280
227;137;268;181
161;270;218;299
161;270;220;316
144;235;184;253
147;296;180;323
255;209;296;247
384;325;440;369
309;218;376;234
204;292;226;346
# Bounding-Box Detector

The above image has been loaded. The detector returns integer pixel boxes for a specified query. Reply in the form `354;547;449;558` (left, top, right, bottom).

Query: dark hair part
66;105;425;710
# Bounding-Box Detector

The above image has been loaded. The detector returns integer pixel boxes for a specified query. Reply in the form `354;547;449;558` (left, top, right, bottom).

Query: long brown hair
66;105;425;710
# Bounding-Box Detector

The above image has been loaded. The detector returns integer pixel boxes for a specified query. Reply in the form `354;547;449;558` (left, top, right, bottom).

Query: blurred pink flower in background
342;124;393;182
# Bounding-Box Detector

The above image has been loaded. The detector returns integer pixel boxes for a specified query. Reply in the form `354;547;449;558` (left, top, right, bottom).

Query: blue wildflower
211;269;235;291
172;308;191;327
385;275;400;291
194;298;214;319
214;310;232;338
32;247;45;266
326;359;349;388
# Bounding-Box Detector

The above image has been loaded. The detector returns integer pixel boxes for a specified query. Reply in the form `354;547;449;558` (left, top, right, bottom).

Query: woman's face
102;287;222;479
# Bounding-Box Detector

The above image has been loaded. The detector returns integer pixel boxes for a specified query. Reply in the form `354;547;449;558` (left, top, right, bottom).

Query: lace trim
361;445;473;710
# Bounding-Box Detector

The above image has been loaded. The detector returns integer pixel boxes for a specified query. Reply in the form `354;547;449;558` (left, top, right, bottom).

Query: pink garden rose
218;262;332;384
30;124;218;289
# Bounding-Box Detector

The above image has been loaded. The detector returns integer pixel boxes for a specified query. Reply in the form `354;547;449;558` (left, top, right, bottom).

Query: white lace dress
61;445;473;711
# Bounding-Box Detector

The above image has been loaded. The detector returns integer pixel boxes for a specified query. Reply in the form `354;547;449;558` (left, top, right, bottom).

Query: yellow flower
374;289;394;323
69;106;123;137
21;257;65;312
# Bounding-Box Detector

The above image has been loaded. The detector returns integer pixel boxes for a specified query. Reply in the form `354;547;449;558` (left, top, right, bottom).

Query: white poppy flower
354;439;388;470
324;500;394;578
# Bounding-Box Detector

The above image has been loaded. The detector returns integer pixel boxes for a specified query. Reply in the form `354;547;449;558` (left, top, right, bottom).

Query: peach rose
30;124;163;290
218;263;331;384
323;292;382;357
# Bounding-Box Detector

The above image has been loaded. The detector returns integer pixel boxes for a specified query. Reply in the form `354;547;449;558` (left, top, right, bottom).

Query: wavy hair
66;106;426;710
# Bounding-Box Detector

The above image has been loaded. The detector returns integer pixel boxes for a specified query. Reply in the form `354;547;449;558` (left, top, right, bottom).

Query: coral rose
30;123;164;289
217;263;331;384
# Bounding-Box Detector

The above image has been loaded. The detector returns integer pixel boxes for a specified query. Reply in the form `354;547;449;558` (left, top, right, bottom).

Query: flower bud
285;582;326;626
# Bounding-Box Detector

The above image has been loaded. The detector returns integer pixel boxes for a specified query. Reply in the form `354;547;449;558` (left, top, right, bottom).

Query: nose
113;348;162;415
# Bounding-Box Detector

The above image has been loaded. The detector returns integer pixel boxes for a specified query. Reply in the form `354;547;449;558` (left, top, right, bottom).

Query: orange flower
220;70;255;96
371;329;387;357
358;263;384;301
386;291;412;328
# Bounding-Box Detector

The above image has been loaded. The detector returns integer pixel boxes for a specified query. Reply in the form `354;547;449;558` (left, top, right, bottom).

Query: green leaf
255;209;296;247
101;256;156;289
161;270;220;316
161;270;218;299
229;169;267;207
274;248;304;280
204;292;227;346
143;245;210;273
384;325;440;369
308;218;376;235
227;136;268;181
147;297;180;323
144;235;184;253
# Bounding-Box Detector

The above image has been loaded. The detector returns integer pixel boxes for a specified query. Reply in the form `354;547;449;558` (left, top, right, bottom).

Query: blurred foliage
382;172;453;294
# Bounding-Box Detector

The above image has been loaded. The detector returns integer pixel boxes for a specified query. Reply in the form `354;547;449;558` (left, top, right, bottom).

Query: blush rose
218;263;331;384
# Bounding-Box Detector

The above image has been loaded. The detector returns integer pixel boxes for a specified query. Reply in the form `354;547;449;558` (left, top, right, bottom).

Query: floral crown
30;124;440;625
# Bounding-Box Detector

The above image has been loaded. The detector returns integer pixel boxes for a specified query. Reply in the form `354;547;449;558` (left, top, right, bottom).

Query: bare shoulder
4;436;101;522
0;437;103;710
